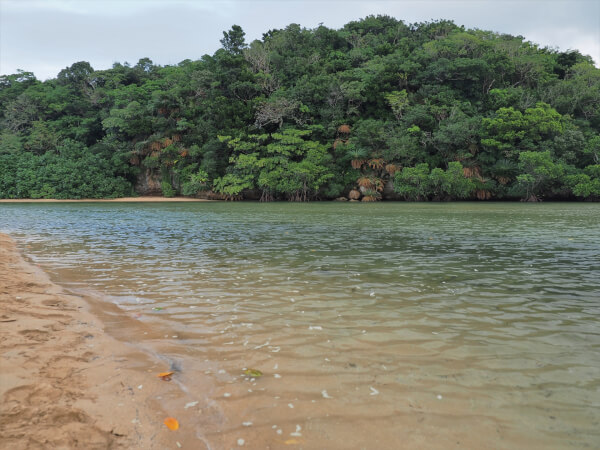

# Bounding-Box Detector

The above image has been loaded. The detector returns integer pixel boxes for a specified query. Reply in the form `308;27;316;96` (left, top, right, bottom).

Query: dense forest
1;16;599;201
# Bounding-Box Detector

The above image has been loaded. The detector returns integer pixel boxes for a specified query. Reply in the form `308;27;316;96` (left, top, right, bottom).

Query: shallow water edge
2;202;599;449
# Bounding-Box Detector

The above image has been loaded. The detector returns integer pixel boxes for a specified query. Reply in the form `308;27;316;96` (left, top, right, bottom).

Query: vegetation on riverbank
1;16;599;201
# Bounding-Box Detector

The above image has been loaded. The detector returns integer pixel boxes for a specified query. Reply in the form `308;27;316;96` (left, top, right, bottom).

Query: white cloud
1;0;598;79
527;27;600;62
1;0;228;16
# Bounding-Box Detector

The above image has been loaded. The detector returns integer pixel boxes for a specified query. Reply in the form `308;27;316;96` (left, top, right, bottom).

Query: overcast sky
1;0;599;80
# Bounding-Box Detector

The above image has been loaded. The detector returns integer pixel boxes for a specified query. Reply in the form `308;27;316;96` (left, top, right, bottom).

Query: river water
1;202;599;449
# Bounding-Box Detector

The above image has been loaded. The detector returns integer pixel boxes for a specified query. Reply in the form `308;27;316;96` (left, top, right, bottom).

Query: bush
181;170;209;196
161;181;176;197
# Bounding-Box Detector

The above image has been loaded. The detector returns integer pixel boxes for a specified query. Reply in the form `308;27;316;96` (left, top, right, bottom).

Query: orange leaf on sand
157;371;174;381
164;417;179;430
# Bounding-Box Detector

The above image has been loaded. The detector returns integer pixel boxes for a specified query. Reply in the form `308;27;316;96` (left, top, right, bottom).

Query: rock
134;168;162;195
382;179;403;200
335;197;348;201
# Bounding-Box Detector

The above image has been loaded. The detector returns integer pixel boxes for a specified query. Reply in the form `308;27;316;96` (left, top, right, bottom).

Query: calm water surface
1;202;599;449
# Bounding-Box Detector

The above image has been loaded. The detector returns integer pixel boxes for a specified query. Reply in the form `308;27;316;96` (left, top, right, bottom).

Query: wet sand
0;197;212;203
0;233;192;449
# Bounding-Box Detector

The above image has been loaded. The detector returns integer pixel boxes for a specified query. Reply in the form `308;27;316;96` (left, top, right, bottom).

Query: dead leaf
243;368;263;378
164;417;179;430
157;371;174;381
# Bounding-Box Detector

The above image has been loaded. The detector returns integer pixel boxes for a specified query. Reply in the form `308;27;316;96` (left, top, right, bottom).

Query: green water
1;202;599;448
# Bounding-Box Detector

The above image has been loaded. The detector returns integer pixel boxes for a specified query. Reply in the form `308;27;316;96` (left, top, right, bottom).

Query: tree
441;161;475;198
583;136;600;164
565;165;600;199
56;61;94;87
1;16;600;201
24;120;58;154
254;97;302;129
394;163;431;200
216;127;333;201
385;90;409;120
3;94;41;134
481;103;564;161
220;25;247;55
515;151;564;201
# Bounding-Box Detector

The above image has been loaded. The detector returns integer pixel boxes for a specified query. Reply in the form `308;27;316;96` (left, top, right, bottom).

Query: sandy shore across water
0;233;198;449
0;197;212;203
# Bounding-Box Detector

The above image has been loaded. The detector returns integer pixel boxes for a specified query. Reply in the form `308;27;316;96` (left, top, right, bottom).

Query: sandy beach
0;197;212;203
0;233;193;449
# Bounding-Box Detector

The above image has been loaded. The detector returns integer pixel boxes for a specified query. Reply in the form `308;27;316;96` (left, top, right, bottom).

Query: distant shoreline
0;197;596;203
0;196;214;203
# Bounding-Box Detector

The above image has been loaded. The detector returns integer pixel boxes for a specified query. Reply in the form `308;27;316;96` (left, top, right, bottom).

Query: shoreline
0;196;213;203
0;197;596;204
0;233;194;449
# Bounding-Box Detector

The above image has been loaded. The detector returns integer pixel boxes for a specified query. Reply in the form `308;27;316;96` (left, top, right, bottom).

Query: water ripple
1;202;599;447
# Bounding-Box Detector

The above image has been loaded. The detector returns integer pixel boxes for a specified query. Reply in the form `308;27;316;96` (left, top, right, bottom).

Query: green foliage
1;17;599;200
394;163;431;201
161;181;176;197
213;173;254;198
142;155;160;169
394;161;474;200
0;139;132;198
442;161;476;199
515;151;565;201
481;103;565;160
216;127;333;201
585;164;600;178
566;164;600;199
220;25;247;55
384;90;408;120
182;169;210;196
583;136;600;164
0;132;23;154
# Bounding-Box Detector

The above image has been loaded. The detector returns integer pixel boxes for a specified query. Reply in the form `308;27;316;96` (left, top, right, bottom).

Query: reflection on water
2;202;600;448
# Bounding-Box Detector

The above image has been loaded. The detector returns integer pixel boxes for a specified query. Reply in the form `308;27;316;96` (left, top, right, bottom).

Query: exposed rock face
134;169;162;196
382;179;402;200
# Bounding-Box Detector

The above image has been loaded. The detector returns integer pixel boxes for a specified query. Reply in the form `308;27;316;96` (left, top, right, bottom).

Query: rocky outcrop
134;169;162;196
382;179;402;200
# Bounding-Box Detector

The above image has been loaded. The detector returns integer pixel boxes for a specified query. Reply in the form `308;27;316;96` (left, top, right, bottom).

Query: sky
1;0;599;80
